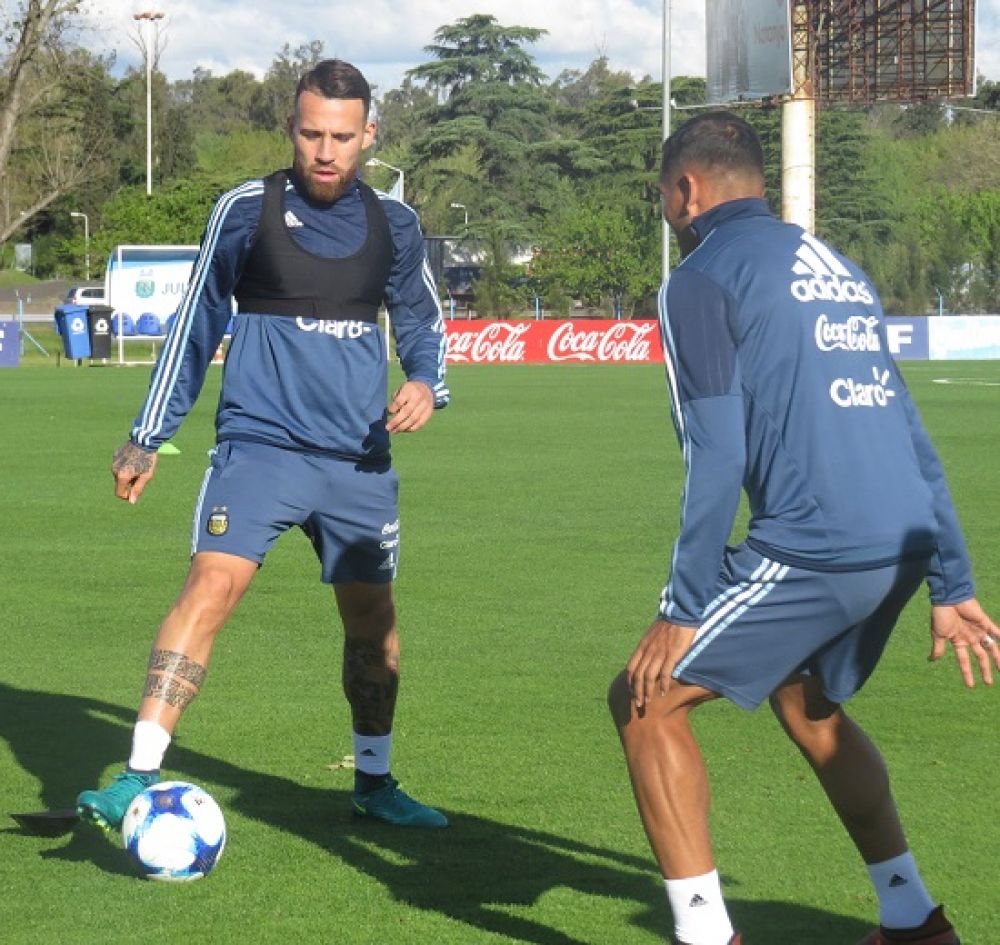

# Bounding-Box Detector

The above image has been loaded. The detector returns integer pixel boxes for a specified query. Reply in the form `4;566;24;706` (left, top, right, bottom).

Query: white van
64;285;107;305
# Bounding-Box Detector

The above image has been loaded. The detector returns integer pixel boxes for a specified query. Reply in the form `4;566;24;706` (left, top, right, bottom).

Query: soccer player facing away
608;112;999;945
78;59;450;830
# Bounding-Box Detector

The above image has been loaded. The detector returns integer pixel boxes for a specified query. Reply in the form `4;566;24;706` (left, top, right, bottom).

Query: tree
470;223;531;317
404;16;553;224
409;14;546;97
374;76;436;150
173;67;261;137
0;0;115;243
550;56;633;110
530;200;660;314
251;41;325;131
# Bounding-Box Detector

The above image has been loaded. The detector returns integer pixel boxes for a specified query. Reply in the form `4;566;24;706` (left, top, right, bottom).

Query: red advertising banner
445;320;663;364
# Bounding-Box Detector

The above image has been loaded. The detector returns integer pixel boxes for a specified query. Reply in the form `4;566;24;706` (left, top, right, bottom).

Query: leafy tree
970;78;999;111
916;189;1000;312
194;128;290;185
470;223;531;317
90;176;224;254
0;1;116;242
251;41;325;131
173;67;261;137
814;109;893;255
404;15;553;225
530;200;660;313
550;56;634;110
409;14;546;97
374;76;436;150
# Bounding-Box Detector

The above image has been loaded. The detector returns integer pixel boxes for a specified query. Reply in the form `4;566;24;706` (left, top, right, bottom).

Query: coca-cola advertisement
445;320;663;365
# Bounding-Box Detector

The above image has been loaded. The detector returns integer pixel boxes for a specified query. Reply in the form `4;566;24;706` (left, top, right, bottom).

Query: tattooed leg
142;648;208;713
135;551;258;733
343;636;399;735
336;582;399;736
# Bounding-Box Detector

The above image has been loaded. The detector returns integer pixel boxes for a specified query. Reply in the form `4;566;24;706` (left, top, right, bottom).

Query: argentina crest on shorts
207;506;229;536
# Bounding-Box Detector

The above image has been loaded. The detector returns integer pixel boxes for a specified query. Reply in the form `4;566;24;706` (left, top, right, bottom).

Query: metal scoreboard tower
706;0;977;231
789;0;975;229
811;0;976;104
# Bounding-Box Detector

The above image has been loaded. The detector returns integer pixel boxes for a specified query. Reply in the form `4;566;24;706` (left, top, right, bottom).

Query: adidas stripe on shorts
673;542;929;708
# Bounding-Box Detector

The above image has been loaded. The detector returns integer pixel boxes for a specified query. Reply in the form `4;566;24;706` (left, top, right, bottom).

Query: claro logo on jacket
789;233;875;305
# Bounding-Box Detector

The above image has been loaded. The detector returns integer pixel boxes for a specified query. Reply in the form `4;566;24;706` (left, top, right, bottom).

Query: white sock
664;870;734;945
353;732;391;775
127;720;171;772
867;851;935;929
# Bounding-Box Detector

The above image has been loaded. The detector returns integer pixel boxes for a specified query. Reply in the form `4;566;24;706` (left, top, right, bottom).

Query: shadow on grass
1;681;870;944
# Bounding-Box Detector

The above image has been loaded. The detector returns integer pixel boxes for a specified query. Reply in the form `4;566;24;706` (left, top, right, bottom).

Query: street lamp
70;211;90;280
133;10;165;197
449;202;468;227
365;157;404;201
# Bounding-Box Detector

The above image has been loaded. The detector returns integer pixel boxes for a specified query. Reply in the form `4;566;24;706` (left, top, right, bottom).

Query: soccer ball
121;781;226;882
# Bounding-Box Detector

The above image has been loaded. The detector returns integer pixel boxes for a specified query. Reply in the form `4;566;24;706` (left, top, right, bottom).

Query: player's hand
929;598;1000;687
626;618;698;709
112;441;158;505
387;380;434;434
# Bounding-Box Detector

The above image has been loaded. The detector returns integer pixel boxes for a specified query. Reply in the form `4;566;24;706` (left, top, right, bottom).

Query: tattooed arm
112;441;159;505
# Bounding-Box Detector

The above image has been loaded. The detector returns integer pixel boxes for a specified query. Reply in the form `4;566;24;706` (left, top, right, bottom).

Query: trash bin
53;304;92;360
87;304;113;360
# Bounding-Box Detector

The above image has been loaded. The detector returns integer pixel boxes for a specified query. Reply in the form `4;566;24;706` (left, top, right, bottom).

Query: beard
294;159;351;204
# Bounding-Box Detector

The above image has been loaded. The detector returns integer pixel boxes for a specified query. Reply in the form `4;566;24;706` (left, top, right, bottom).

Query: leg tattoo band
143;649;207;711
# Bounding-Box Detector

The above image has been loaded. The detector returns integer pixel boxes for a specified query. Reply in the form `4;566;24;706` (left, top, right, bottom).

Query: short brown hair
295;59;371;118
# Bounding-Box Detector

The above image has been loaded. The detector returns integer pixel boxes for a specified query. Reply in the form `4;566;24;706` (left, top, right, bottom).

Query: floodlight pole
70;211;90;280
134;10;165;197
662;0;672;280
782;1;815;232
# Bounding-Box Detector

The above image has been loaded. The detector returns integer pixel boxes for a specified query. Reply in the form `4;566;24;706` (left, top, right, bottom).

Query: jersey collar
690;197;773;245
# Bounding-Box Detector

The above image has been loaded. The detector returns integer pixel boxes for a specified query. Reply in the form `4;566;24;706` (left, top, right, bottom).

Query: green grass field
1;357;997;944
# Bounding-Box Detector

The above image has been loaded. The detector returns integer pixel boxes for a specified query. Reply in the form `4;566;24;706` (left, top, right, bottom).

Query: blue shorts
191;440;399;585
673;543;929;709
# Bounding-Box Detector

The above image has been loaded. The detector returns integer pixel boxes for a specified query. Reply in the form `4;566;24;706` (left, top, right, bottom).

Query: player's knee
339;591;395;640
186;564;241;604
773;693;846;759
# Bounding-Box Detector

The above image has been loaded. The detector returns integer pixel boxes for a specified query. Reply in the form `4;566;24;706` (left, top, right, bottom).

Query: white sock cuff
664;869;734;945
867;851;935;929
352;732;392;776
128;720;171;772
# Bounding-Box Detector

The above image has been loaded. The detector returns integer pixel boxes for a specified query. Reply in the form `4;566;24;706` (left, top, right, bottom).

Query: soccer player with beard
78;59;450;831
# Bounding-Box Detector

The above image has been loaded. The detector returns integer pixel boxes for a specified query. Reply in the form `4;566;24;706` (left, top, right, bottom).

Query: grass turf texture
0;359;997;944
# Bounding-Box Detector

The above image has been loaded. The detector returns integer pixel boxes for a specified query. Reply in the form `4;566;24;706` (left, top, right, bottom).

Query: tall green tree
251;41;325;131
403;15;553;225
530;200;660;314
0;1;116;243
409;14;546;96
173;67;261;137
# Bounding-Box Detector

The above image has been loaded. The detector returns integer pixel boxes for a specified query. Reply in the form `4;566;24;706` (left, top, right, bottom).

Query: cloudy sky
85;0;999;95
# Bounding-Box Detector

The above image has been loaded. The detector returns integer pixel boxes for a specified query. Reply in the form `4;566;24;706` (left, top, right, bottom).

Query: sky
84;0;999;95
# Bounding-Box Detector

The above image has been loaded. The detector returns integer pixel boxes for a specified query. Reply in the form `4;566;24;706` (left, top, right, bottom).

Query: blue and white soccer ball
121;781;226;881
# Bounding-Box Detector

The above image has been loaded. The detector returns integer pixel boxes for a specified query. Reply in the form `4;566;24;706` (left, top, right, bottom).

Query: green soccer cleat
76;770;159;837
351;777;448;829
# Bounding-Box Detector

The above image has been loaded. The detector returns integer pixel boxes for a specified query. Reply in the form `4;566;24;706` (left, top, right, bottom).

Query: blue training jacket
658;198;973;627
130;175;449;463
